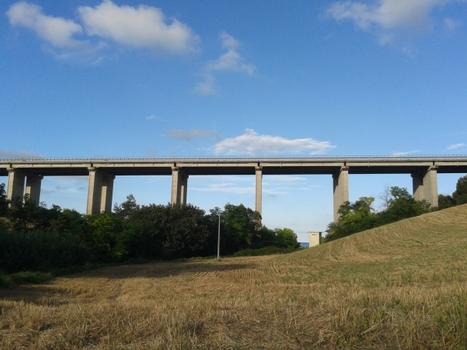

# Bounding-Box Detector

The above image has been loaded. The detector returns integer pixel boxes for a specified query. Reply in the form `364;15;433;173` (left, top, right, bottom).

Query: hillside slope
281;203;467;277
1;205;466;349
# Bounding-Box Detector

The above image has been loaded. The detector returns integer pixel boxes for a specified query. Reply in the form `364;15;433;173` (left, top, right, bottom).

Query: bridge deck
0;157;466;176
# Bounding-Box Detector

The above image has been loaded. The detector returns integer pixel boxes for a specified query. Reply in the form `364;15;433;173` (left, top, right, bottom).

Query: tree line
0;185;298;274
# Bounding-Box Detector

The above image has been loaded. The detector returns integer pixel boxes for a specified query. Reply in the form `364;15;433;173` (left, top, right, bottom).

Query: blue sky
1;0;467;241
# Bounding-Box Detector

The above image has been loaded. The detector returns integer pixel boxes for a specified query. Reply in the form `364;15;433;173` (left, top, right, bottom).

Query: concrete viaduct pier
1;157;467;221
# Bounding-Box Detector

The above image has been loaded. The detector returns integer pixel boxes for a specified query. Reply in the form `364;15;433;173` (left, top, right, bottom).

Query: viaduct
1;157;467;221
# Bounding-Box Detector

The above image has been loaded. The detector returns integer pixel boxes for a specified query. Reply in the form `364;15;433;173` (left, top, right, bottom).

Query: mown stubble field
1;205;467;349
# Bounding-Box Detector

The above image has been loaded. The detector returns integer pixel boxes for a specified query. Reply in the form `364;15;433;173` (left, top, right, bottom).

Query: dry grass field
1;205;467;349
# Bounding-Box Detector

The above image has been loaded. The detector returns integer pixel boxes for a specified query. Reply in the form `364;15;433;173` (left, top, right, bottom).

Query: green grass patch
0;271;53;287
9;271;53;284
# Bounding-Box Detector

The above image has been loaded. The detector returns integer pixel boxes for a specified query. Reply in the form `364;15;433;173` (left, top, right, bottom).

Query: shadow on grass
0;284;70;305
0;260;257;304
71;259;257;280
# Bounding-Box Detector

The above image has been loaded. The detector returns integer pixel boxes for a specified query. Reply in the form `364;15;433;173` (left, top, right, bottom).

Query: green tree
452;175;467;205
381;187;430;224
274;228;299;249
163;205;211;258
325;187;432;242
220;204;261;253
7;197;62;232
114;194;139;219
121;204;168;259
48;209;88;235
325;197;377;242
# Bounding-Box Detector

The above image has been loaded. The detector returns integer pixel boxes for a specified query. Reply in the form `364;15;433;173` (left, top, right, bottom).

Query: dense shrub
120;205;167;259
121;204;213;259
162;205;212;258
0;229;90;272
438;194;456;209
49;209;90;235
86;213;124;262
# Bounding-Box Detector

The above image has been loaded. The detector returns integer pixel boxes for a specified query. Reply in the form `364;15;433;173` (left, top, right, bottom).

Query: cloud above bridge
390;150;419;157
78;1;199;54
327;0;459;46
195;32;255;96
167;129;219;141
7;1;199;60
213;129;335;156
447;143;466;151
7;2;83;49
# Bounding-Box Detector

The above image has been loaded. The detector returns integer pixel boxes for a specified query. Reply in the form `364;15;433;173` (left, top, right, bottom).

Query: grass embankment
1;205;467;349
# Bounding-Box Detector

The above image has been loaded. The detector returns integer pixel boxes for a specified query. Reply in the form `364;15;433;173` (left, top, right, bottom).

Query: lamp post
217;212;221;260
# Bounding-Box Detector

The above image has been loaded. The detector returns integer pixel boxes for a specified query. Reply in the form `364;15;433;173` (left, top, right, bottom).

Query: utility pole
217;212;221;260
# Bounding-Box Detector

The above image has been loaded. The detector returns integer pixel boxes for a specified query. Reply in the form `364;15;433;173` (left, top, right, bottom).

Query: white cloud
327;0;452;44
7;1;198;61
78;0;198;54
192;183;255;195
145;114;163;121
167;129;219;141
390;150;419;157
206;32;255;75
194;74;217;96
42;177;87;195
443;17;462;31
213;129;335;156
191;183;287;197
190;175;317;198
264;176;307;183
447;143;466;150
7;2;83;48
195;32;255;95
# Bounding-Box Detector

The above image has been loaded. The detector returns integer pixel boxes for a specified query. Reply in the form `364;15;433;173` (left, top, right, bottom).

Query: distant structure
299;242;309;249
308;232;322;248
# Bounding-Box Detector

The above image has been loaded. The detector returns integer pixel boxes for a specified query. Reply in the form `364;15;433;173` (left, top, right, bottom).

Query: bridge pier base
180;173;188;206
333;167;349;222
255;166;262;215
171;167;188;206
6;168;25;204
87;168;114;215
412;166;438;208
25;174;43;205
